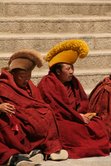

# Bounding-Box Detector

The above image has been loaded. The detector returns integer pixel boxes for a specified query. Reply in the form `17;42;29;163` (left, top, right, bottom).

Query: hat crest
45;39;89;64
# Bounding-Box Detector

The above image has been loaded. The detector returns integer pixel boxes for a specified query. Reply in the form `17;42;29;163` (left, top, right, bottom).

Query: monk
88;75;111;149
37;39;110;159
0;49;68;166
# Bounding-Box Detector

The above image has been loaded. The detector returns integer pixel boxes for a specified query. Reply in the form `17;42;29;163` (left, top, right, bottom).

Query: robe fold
89;76;111;148
38;72;110;159
0;70;61;165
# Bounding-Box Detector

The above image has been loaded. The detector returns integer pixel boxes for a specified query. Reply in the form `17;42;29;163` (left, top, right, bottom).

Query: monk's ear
56;69;60;75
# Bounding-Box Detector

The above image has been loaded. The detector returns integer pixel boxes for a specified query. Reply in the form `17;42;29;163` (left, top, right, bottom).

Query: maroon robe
38;72;110;159
89;76;111;148
0;70;61;165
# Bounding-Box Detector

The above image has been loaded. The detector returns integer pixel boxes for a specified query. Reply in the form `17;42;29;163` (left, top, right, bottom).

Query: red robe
38;72;110;159
89;76;111;148
0;70;61;165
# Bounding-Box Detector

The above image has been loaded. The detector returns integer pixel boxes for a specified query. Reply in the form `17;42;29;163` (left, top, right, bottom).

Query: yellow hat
8;49;43;71
45;39;89;67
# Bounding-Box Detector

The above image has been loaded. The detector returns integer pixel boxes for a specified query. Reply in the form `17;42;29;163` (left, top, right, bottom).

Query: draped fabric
38;72;110;159
89;76;111;148
0;70;61;165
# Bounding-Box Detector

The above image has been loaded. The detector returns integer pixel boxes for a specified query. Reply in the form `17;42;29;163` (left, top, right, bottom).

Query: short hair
50;63;63;75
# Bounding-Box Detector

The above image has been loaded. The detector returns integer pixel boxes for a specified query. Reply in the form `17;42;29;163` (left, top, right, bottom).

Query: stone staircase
1;1;111;166
0;0;111;94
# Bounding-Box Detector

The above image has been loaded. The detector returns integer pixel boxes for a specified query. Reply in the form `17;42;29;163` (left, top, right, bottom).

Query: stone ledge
42;153;111;166
1;0;111;4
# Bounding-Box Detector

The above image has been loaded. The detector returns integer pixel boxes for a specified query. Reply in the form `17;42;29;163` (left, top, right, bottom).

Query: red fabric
0;70;62;165
38;72;110;158
89;76;111;148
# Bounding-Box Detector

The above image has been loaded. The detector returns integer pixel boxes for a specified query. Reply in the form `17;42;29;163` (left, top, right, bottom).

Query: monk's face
12;69;31;88
57;63;74;83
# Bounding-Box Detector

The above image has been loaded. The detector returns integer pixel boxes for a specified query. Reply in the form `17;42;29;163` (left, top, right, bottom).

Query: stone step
74;50;111;70
0;50;111;71
37;153;111;166
75;68;110;91
0;0;111;17
0;33;111;52
0;16;110;34
32;68;110;93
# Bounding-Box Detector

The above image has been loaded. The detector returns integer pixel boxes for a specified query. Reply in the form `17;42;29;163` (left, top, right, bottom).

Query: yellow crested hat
45;39;89;67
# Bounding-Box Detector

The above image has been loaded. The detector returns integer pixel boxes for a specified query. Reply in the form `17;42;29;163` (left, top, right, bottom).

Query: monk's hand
80;113;90;124
84;113;97;120
0;103;15;114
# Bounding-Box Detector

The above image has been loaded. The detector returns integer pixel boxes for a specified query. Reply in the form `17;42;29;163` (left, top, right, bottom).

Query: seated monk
88;75;111;149
37;39;110;159
0;49;68;166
